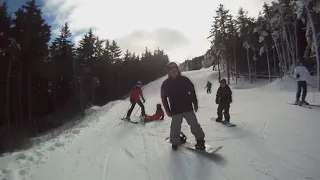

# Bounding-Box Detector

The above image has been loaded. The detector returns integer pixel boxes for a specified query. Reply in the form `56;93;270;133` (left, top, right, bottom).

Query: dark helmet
156;103;162;109
220;78;226;84
136;81;142;87
166;62;178;70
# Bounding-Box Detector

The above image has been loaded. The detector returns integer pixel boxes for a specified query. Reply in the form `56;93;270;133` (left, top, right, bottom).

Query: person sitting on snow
143;104;164;123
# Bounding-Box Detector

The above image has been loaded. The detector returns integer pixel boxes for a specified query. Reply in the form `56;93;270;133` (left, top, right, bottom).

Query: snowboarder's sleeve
216;88;220;102
161;81;170;113
294;67;299;78
185;77;198;106
229;87;233;103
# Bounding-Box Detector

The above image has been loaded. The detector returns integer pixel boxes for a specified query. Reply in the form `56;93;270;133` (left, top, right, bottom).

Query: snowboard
287;102;312;109
165;137;223;153
211;118;236;127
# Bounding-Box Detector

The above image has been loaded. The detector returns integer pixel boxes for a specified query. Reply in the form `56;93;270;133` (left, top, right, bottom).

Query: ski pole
134;107;140;116
123;103;131;119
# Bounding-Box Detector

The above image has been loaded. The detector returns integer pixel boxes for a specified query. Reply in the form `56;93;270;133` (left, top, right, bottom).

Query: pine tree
109;40;122;64
11;0;51;129
0;2;13;130
123;49;131;62
49;23;75;116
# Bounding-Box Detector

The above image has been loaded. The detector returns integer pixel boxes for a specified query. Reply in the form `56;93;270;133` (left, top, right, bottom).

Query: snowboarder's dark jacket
161;75;198;115
216;85;232;104
205;81;212;89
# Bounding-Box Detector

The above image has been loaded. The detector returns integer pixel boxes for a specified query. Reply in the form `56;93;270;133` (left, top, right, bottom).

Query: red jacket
145;109;164;121
130;87;144;102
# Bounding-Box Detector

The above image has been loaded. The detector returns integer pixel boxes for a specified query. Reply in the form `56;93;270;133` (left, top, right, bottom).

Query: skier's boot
195;139;206;151
124;117;131;121
216;117;222;122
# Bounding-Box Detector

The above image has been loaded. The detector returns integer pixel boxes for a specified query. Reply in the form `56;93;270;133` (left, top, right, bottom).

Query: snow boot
216;117;222;122
301;100;309;105
172;144;178;151
222;120;230;124
195;139;206;150
294;100;300;105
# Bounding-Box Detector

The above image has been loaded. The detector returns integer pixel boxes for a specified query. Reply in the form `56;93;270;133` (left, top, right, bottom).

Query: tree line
181;0;319;88
0;0;169;152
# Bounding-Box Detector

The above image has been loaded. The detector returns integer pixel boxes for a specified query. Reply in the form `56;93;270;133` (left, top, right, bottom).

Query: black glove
296;74;300;78
215;99;219;104
193;104;198;112
165;109;172;117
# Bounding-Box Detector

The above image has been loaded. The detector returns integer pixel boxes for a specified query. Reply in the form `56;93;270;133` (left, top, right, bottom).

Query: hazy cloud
43;0;273;62
115;28;190;53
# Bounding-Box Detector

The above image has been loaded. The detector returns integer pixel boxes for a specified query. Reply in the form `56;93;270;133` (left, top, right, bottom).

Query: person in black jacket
205;81;212;94
215;78;232;124
161;62;206;151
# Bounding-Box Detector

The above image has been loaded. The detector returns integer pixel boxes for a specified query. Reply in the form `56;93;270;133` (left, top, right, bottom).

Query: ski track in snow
1;67;320;180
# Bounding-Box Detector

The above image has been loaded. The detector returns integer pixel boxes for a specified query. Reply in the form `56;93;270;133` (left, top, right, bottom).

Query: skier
142;104;164;123
205;81;212;94
124;81;146;120
215;78;232;124
294;61;311;105
161;62;206;151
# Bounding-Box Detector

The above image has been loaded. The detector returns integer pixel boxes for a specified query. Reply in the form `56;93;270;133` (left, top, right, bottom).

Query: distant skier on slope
205;81;212;94
124;81;146;120
215;78;232;124
142;104;164;123
161;62;206;151
294;61;311;105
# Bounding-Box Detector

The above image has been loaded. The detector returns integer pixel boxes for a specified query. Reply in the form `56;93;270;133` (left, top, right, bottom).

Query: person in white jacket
294;61;310;105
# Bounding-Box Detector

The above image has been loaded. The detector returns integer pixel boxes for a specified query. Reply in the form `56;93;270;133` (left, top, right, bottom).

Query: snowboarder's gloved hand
193;103;198;112
165;109;172;117
296;74;300;78
142;98;146;103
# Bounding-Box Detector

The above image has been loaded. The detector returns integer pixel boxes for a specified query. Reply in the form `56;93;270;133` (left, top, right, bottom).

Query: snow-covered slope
1;67;320;180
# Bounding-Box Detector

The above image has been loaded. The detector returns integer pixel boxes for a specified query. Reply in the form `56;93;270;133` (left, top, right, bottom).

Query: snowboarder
215;78;232;124
205;81;212;94
161;62;206;151
142;104;164;123
294;61;311;105
125;81;146;120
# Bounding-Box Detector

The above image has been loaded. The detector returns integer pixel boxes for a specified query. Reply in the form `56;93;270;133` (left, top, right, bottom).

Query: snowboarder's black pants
217;103;230;121
126;99;145;117
207;88;211;94
296;81;307;101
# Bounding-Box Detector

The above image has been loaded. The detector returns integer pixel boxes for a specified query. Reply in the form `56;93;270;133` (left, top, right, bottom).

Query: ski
287;103;312;109
165;137;222;153
211;118;236;127
120;118;139;124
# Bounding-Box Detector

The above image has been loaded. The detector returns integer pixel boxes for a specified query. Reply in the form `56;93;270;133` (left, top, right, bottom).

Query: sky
4;0;272;63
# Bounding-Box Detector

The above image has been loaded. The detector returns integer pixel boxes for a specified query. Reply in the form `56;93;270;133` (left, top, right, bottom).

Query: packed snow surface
1;67;320;180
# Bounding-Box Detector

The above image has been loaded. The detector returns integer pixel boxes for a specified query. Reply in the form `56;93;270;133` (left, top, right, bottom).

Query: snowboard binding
180;132;187;144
